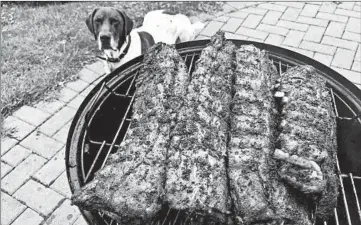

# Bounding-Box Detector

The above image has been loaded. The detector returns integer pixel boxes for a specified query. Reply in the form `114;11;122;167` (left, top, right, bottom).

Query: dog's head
86;7;133;50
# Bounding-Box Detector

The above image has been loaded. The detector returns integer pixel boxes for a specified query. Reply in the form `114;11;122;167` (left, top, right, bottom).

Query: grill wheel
66;40;361;225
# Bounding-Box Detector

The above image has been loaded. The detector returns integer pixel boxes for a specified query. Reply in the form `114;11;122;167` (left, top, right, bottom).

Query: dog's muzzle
100;35;112;49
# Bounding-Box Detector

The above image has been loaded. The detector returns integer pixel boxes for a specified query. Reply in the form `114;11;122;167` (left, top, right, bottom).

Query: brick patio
1;2;360;225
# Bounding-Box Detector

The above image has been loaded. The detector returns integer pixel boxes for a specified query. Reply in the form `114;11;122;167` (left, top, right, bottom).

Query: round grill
66;40;361;225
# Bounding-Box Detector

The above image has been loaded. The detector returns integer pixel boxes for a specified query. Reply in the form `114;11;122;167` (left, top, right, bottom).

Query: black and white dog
86;7;204;73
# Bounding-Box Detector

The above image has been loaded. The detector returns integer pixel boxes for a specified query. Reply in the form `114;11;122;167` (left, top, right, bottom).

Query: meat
164;32;235;222
229;45;313;225
71;43;190;224
273;65;338;219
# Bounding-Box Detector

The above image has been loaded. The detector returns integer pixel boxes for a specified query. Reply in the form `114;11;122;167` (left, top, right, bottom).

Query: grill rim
65;40;361;225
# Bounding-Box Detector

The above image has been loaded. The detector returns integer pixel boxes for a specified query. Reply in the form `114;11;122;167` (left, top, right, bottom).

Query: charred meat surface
274;65;338;219
165;32;235;222
71;43;189;224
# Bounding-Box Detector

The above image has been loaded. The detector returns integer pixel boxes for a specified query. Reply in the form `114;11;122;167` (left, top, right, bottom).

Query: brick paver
14;180;64;216
2;145;31;167
1;154;46;194
3;2;361;223
45;200;81;225
13;105;51;127
1;192;27;225
11;208;44;225
33;148;65;186
20;132;63;159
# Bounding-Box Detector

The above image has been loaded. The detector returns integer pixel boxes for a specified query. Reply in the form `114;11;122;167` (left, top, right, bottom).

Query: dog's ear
86;8;99;40
117;9;133;36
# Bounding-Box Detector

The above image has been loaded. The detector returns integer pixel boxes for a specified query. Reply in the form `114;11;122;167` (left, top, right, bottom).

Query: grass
1;1;224;120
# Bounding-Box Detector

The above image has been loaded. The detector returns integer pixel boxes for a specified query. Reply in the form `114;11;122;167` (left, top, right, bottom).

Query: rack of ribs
273;65;338;220
229;45;312;225
71;43;190;224
164;32;235;223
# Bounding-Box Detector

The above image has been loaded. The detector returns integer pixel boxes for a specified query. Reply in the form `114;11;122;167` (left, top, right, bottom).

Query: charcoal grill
66;40;361;225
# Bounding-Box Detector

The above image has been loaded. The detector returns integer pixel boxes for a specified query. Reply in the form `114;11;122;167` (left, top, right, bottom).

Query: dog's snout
100;35;111;42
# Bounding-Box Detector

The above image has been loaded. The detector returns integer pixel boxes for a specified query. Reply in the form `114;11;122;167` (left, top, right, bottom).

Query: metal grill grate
66;43;361;225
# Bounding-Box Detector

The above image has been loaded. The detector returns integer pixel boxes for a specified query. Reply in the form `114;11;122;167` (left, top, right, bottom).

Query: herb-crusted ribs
71;43;189;223
274;65;338;219
165;32;235;222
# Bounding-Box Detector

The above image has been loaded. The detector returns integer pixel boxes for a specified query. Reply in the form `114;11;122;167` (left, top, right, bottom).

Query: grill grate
69;48;361;225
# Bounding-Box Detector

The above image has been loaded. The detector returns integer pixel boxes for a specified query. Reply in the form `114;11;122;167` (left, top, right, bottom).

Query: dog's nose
100;35;111;43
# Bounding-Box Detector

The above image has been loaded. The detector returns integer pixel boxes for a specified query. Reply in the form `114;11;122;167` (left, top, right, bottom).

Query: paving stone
316;12;348;23
304;26;326;43
1;137;18;155
21;131;63;159
352;61;361;72
80;84;96;97
325;21;346;38
222;3;236;13
226;2;247;10
38;106;76;136
274;2;305;9
332;48;356;69
296;16;329;27
346;17;361;34
200;21;225;37
1;154;46;194
283;46;314;58
322;36;358;51
342;31;361;42
73;215;88;225
45;199;80;225
224;32;248;40
1;192;27;225
33;149;65;186
354;5;361;12
262;10;283;25
1;162;13;178
281;7;301;21
11;208;44;225
53;122;71;143
242;14;263;29
2;116;35;141
283;30;305;47
258;3;287;12
356;44;361;61
319;2;337;13
85;61;105;76
337;2;355;10
13;106;51;127
335;8;361;18
313;52;334;66
236;26;269;41
308;2;322;5
214;16;229;22
66;79;91;93
247;37;264;42
50;171;72;198
300;40;336;55
34;100;65;115
14;179;64;216
239;7;268;16
332;66;361;84
221;17;243;32
56;87;78;103
2;145;31;166
257;23;289;36
277;20;309;31
265;34;285;46
67;94;86;110
228;11;249;19
78;67;102;84
301;4;320;17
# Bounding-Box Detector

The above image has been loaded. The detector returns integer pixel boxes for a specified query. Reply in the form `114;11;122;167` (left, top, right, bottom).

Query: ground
1;1;361;225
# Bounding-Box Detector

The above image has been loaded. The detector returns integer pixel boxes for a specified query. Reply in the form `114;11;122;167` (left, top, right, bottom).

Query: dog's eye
94;18;102;23
110;18;119;24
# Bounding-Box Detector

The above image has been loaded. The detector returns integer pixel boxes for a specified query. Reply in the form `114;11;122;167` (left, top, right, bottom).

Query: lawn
1;1;224;121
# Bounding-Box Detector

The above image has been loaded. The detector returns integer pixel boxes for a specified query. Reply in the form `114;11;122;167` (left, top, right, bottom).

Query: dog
86;7;204;73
